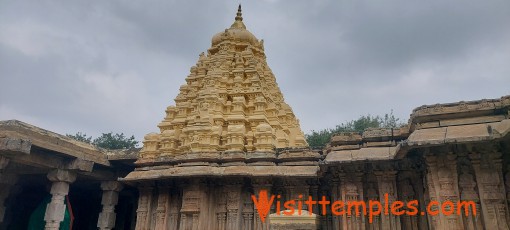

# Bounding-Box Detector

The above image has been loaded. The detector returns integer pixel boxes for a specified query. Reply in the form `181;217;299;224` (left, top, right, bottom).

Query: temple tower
140;5;307;159
125;6;318;230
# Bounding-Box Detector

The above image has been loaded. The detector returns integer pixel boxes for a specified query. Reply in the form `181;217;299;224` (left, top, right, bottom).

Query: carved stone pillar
0;156;16;224
319;182;332;230
225;179;243;230
44;169;76;230
156;185;170;230
252;178;272;230
423;173;436;230
284;178;310;213
470;151;510;229
97;181;123;230
339;168;365;230
179;180;204;230
409;169;428;230
310;180;320;215
399;179;418;230
330;177;340;230
154;185;170;230
216;185;227;230
135;185;153;230
168;193;181;230
364;179;380;230
242;191;254;230
375;170;400;230
457;159;483;230
424;152;464;230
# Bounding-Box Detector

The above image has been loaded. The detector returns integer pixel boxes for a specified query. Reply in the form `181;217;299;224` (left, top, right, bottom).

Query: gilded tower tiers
140;6;307;159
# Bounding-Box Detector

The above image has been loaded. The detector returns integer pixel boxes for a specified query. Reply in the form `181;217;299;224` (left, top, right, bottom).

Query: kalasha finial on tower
230;4;246;29
235;4;243;21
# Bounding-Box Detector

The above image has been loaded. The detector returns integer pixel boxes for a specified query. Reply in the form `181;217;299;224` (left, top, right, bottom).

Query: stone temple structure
1;5;510;230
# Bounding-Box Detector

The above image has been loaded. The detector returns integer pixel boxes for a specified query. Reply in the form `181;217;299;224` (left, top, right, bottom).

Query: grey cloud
1;0;509;139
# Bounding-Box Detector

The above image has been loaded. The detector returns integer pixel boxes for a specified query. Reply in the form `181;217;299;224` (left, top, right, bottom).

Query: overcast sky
1;0;509;142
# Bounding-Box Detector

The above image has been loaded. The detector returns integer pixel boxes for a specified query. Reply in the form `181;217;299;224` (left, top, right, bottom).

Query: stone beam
121;165;319;181
4;149;64;169
0;120;110;166
0;137;31;154
2;144;114;180
65;158;94;172
79;169;117;181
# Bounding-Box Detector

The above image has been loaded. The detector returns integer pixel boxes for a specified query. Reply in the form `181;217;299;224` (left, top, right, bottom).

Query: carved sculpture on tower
140;5;307;159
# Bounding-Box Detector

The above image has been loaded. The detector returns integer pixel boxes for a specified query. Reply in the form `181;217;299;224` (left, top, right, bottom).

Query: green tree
66;132;92;144
92;132;138;149
66;132;138;149
305;111;404;148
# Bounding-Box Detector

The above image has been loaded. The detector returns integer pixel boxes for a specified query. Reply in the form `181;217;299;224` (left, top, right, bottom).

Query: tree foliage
66;132;138;150
305;111;404;148
66;132;92;144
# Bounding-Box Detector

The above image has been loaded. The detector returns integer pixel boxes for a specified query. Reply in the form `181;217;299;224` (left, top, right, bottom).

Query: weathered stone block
0;137;31;154
97;212;116;228
330;132;362;146
407;127;447;146
44;202;66;221
101;192;119;205
47;169;76;183
324;151;353;163
445;124;490;142
269;210;319;230
352;147;391;161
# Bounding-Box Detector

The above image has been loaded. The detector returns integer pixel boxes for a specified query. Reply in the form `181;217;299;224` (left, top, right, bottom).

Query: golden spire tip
235;4;243;21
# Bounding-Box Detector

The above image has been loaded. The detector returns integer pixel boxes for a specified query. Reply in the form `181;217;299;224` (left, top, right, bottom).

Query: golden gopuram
1;5;510;230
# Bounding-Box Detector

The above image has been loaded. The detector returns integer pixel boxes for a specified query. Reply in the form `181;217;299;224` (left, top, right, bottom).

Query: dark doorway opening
3;174;47;230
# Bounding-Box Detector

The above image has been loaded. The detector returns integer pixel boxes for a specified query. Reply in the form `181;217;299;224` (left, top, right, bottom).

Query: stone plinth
269;210;319;230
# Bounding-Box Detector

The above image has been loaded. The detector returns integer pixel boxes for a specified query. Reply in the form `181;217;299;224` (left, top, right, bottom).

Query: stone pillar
135;186;153;230
319;183;332;230
225;179;243;230
44;169;76;230
424;152;464;230
364;179;380;230
168;193;180;230
154;185;170;230
399;179;418;230
179;180;203;230
0;156;16;224
408;170;428;230
339;169;365;230
457;160;483;230
284;178;310;213
330;177;340;230
97;181;123;230
242;191;254;230
423;164;438;229
375;170;400;230
470;151;510;229
216;185;227;230
252;178;272;230
309;181;320;216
